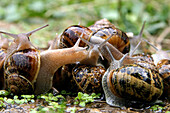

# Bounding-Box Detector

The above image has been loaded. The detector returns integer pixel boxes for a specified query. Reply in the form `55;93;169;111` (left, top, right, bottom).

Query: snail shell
7;74;34;94
0;24;48;95
52;64;75;92
59;25;92;48
4;49;40;94
102;60;163;107
53;64;106;94
157;59;170;101
132;53;154;63
92;27;130;54
71;64;105;93
88;18;130;54
88;18;116;32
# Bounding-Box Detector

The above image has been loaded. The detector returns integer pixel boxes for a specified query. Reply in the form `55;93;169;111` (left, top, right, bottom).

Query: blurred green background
0;0;169;49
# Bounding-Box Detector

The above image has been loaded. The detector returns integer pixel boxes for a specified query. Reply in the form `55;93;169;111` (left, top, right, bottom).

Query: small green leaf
0;90;10;96
74;101;79;105
14;99;21;104
41;107;49;112
6;99;14;104
14;95;18;100
20;99;25;104
79;101;86;107
48;93;53;97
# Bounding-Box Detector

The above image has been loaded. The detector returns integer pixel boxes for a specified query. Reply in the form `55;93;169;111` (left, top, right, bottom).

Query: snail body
34;41;90;94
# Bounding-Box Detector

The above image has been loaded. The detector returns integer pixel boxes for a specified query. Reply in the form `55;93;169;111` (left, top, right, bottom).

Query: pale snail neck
34;46;89;94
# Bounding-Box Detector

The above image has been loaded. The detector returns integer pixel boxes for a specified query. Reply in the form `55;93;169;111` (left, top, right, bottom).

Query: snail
150;47;170;101
0;25;48;94
0;24;92;95
100;22;164;107
0;34;10;90
89;21;147;66
102;45;163;107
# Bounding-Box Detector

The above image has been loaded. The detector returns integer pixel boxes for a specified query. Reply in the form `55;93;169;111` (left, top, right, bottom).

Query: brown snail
0;24;92;95
0;35;10;90
100;23;164;107
102;46;163;107
89;21;147;65
0;25;48;94
71;64;106;93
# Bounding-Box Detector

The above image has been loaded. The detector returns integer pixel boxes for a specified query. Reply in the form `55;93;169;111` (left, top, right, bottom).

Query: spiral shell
53;64;106;93
71;64;106;93
4;49;40;94
92;27;130;54
59;25;92;48
102;60;163;107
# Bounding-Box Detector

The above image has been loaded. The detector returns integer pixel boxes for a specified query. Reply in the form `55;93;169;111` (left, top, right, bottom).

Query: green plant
150;104;167;112
74;92;100;107
0;90;10;96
